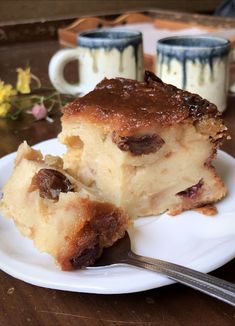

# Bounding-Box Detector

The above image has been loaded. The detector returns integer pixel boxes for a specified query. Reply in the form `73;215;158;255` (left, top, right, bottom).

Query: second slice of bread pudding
0;142;128;270
59;71;228;218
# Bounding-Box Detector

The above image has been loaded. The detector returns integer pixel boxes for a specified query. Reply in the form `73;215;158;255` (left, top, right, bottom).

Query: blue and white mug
156;36;231;112
49;29;143;95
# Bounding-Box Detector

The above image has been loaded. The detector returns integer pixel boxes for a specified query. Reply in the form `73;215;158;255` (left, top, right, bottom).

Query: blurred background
0;0;226;23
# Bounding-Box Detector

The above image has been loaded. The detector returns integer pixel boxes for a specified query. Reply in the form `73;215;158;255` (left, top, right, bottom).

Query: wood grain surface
0;39;234;326
0;0;222;24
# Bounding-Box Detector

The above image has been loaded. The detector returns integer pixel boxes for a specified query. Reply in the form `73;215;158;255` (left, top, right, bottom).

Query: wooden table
0;32;235;326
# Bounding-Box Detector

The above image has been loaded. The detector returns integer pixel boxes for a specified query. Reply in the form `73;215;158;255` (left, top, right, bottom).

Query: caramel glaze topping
63;71;219;134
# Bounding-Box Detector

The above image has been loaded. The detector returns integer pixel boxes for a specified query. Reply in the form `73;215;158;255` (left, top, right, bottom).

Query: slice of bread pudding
59;71;228;218
0;142;128;270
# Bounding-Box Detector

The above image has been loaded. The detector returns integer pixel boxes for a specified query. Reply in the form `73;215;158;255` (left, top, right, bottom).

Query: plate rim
0;138;234;294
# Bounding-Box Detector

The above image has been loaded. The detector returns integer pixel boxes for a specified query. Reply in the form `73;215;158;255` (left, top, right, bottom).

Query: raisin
31;168;74;200
176;179;204;199
93;212;119;240
183;94;217;118
112;132;165;156
144;70;164;84
70;243;100;268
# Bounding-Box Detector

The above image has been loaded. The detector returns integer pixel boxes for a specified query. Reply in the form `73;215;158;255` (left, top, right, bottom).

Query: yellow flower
0;102;11;117
0;81;16;103
16;67;31;94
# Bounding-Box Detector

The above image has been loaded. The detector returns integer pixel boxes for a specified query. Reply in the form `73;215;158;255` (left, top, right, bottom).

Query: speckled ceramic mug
49;29;143;95
156;36;231;112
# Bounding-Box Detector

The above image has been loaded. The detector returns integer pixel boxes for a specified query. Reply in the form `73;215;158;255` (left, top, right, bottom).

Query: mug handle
229;48;235;93
48;48;83;95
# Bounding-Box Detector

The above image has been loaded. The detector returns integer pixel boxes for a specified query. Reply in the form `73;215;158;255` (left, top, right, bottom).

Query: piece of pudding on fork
0;142;129;270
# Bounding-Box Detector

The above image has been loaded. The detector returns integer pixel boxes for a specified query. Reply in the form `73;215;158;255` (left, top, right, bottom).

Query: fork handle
127;251;235;307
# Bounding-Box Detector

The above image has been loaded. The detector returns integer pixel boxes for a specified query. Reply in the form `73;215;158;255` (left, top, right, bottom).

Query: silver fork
94;232;235;306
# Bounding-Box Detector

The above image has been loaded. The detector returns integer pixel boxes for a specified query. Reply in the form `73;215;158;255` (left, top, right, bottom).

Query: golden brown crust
57;199;128;270
194;205;218;216
195;117;229;147
63;71;221;135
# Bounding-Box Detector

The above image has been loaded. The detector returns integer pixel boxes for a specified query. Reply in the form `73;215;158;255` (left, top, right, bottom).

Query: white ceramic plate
0;139;235;294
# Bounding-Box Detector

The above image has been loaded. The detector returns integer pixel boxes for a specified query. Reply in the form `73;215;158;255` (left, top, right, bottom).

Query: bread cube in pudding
59;71;228;218
0;142;128;270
